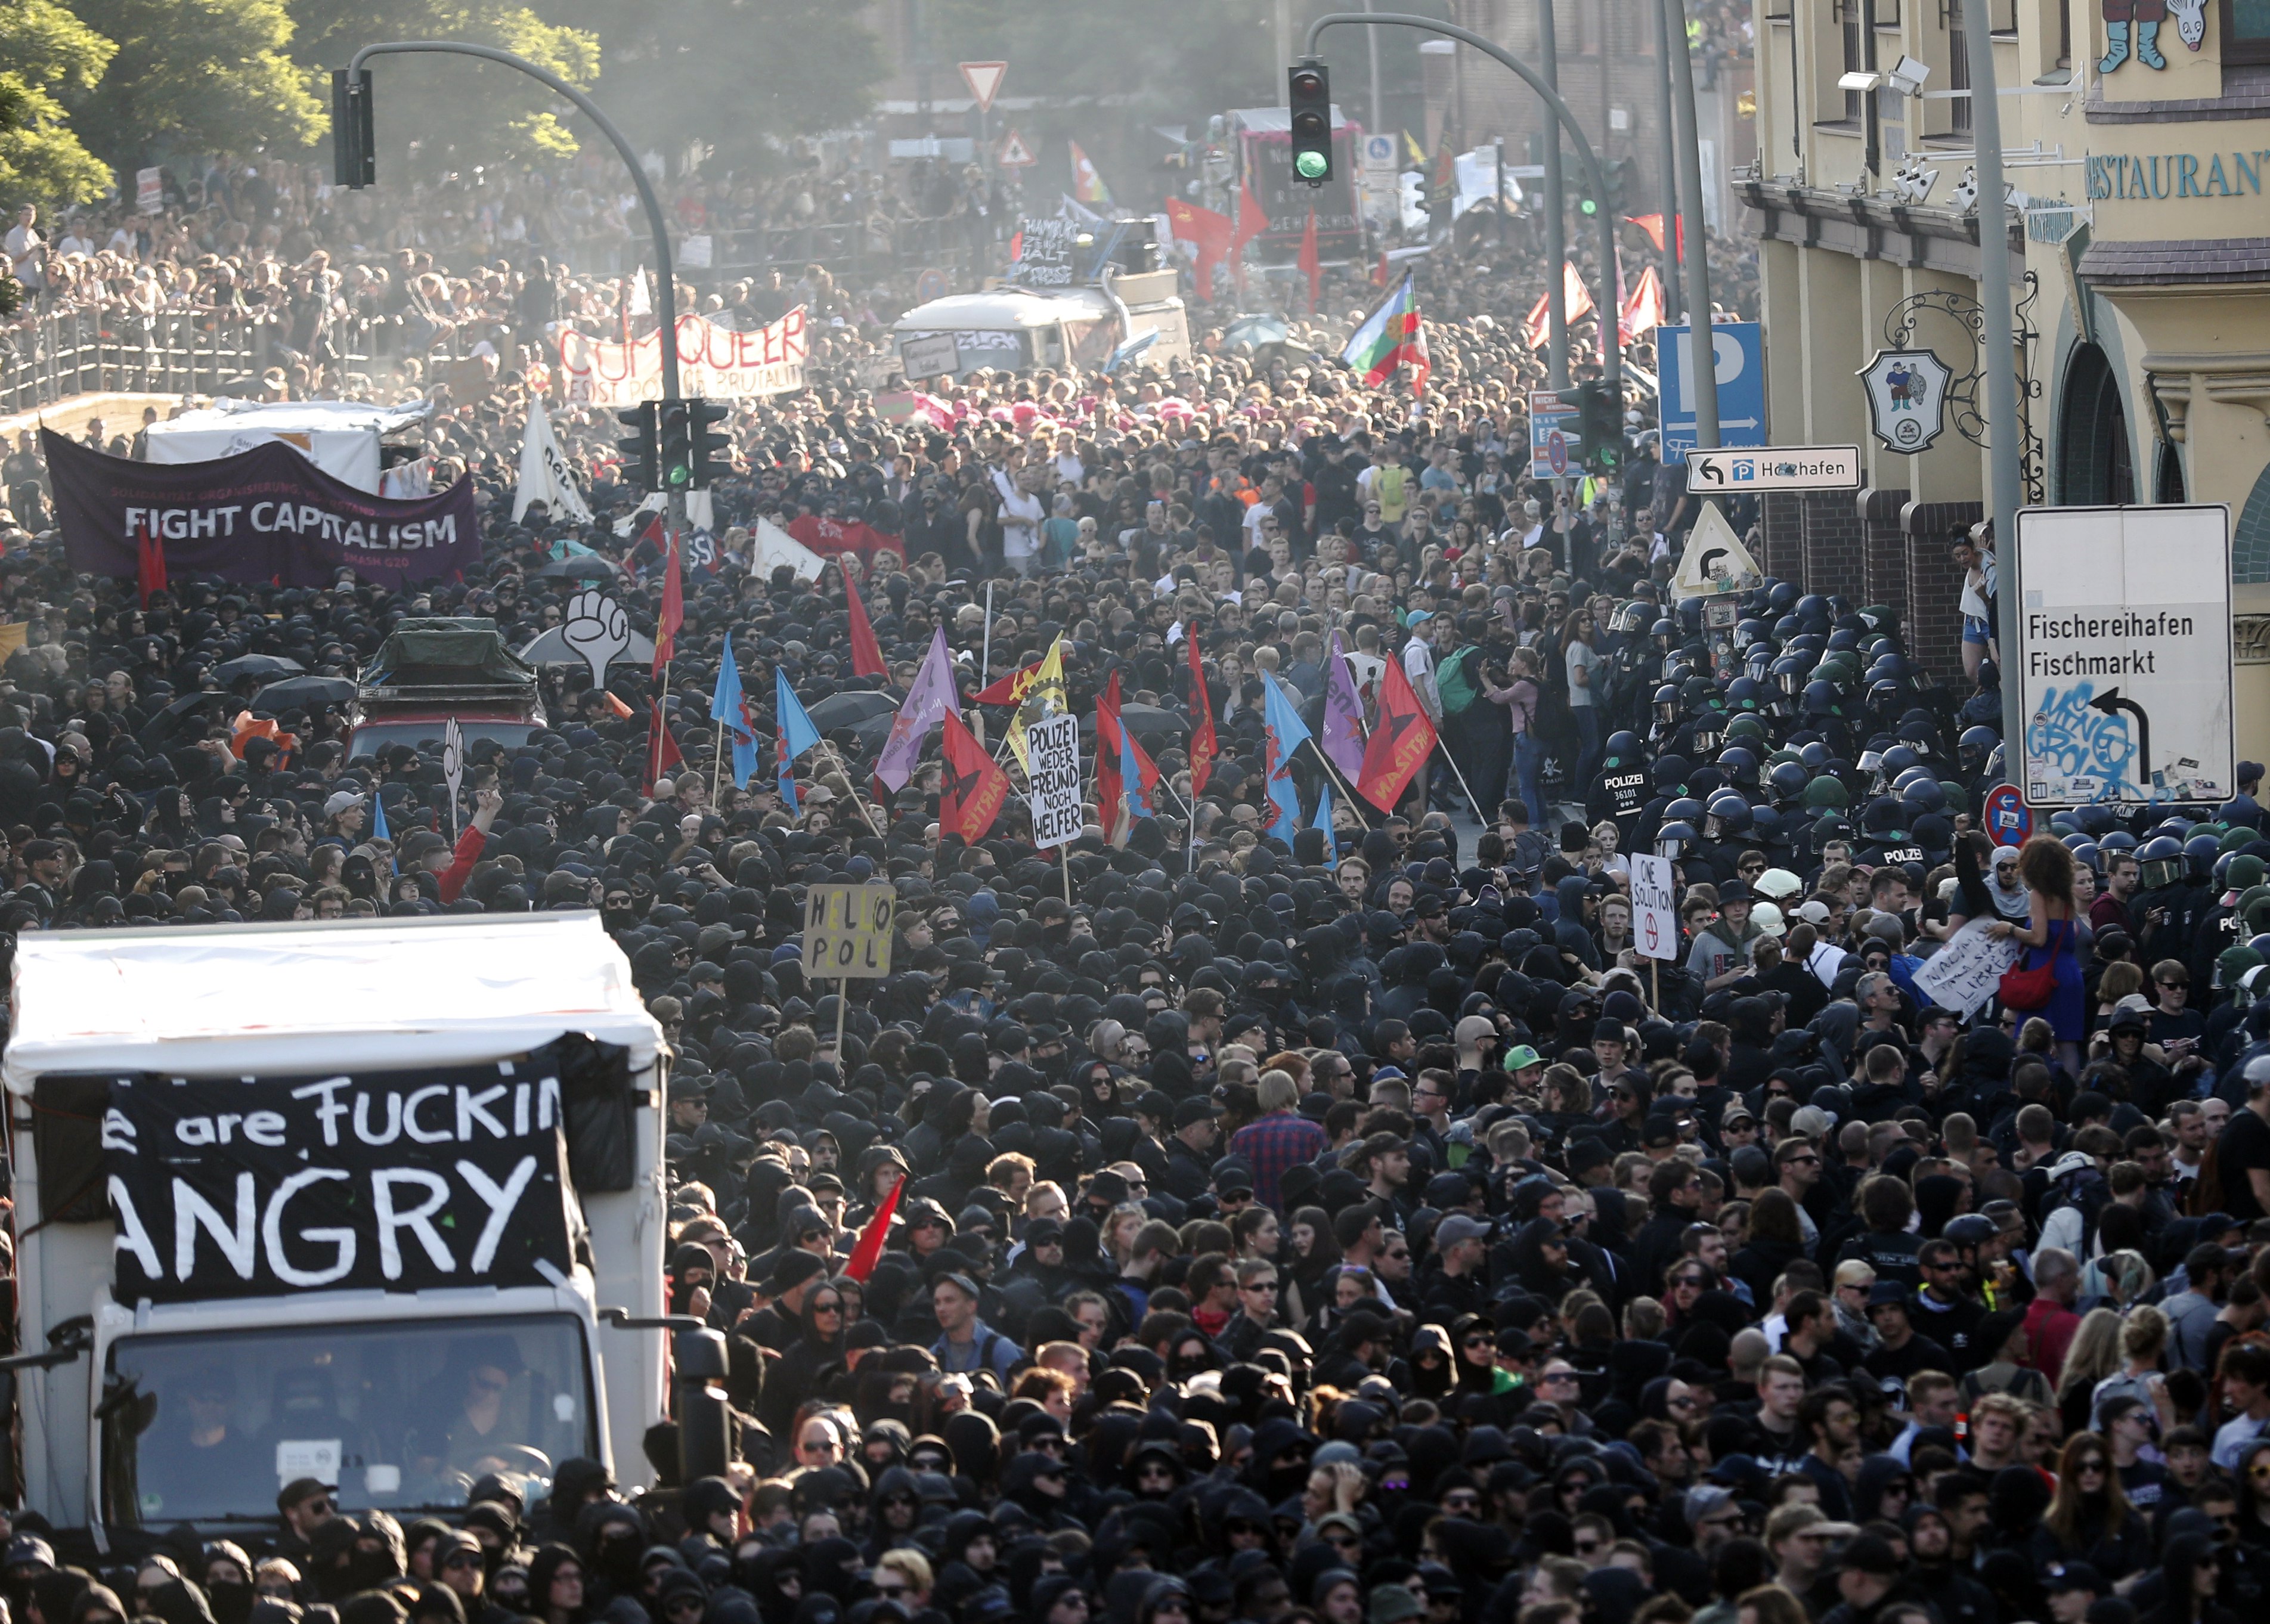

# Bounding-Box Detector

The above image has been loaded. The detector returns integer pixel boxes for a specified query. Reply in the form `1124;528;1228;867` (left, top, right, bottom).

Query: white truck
1;913;694;1553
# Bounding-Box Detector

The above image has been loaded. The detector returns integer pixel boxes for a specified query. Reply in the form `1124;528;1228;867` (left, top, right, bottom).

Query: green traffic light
1295;150;1328;181
1578;197;1599;216
668;465;691;488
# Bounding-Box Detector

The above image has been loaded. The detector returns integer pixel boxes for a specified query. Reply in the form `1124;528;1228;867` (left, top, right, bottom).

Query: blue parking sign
1656;322;1766;464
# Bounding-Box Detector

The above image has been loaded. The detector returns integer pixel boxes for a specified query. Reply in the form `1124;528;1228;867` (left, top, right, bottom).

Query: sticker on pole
1025;713;1083;849
803;882;897;980
2011;503;2235;807
1630;853;1679;962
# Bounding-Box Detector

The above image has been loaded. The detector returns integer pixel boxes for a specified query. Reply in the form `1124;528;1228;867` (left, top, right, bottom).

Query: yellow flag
0;622;28;664
1007;637;1067;773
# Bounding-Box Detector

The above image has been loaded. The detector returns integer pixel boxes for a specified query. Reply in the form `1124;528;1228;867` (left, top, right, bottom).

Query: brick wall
1863;489;1912;625
1901;500;1984;685
1760;492;1806;587
1801;492;1867;599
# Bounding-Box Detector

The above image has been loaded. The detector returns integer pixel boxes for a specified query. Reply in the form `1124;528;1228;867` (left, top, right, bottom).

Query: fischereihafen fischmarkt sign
2010;503;2234;808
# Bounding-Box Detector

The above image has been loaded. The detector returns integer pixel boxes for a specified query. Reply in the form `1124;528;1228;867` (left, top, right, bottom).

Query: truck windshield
346;721;540;761
101;1313;596;1525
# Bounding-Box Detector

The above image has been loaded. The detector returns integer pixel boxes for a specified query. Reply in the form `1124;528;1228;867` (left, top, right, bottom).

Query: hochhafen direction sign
2011;503;2234;808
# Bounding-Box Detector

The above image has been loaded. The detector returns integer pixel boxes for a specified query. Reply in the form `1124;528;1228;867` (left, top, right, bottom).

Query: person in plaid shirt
1230;1070;1327;1211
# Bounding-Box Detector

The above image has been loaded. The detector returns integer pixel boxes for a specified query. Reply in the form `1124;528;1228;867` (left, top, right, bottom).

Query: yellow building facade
1740;0;2270;740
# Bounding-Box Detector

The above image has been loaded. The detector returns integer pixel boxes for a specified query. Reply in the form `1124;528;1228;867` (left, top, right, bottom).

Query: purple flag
1323;630;1369;783
875;627;958;793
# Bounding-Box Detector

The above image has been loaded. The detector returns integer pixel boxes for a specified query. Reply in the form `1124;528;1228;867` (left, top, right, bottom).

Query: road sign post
1657;321;1764;463
1686;445;1862;493
2010;503;2236;808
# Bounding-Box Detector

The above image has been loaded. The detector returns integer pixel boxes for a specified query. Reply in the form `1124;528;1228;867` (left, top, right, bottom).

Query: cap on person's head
1504;1045;1542;1071
2246;1053;2270;1093
2241;761;2265;786
1642;1118;1679;1151
323;789;367;820
1212;1157;1256;1197
1368;1583;1426;1624
1839;1535;1902;1578
1435;1213;1491;1248
763;1250;827;1296
278;1476;335;1511
2048;1564;2106;1597
1025;1217;1065;1246
5;1537;53;1572
1797;899;1832;925
1176;1095;1223;1129
1866;1280;1910;1310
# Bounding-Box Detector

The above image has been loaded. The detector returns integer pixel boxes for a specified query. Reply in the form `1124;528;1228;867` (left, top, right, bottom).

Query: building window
1949;8;1974;131
2226;0;2270;64
1840;0;1865;119
2057;345;2134;507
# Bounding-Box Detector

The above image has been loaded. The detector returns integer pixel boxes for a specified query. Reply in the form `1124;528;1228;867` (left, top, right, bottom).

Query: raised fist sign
563;589;631;687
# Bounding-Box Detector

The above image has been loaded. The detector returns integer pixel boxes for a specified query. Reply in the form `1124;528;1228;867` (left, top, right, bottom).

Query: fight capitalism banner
101;1044;602;1303
44;429;483;590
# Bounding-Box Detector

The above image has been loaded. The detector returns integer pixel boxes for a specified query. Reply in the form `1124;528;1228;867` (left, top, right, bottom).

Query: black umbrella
1116;703;1189;741
136;689;225;745
213;653;304;683
805;690;899;730
535;555;623;581
251;675;358;711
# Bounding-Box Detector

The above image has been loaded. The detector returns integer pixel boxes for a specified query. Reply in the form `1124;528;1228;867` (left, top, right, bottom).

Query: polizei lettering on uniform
102;1053;579;1303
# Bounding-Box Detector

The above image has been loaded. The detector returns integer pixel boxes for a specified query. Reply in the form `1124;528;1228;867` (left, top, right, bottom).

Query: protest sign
1630;854;1680;961
44;429;482;590
1006;218;1080;287
1911;921;2023;1018
1026;714;1083;848
558;308;807;407
803;882;897;980
103;1047;593;1303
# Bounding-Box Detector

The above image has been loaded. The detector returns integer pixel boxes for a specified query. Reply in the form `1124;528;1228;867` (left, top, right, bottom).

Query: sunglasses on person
1242;1279;1278;1293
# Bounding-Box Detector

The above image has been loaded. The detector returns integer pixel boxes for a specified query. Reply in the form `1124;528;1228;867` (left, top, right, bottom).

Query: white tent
141;399;433;494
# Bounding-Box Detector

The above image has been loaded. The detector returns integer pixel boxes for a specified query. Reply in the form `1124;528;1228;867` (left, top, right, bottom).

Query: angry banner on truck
558;308;808;406
103;1047;597;1303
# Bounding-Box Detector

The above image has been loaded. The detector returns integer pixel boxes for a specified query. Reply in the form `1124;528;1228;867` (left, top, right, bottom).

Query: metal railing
0;307;475;416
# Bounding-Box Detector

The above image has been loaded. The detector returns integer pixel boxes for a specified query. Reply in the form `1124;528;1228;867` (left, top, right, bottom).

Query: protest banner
1630;854;1680;961
44;429;483;590
802;882;897;981
1911;921;2023;1018
1026;714;1083;849
557;307;808;406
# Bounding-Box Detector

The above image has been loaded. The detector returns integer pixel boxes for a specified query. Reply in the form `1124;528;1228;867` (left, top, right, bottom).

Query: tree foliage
67;0;321;172
0;0;112;209
289;0;601;176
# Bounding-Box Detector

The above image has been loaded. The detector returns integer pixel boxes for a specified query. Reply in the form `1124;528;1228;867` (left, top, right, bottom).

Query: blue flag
1261;671;1310;845
1120;724;1154;822
776;666;822;813
712;639;757;789
1313;779;1337;869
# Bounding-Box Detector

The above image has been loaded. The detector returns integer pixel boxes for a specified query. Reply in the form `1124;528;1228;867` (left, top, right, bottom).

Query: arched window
2056;343;2133;506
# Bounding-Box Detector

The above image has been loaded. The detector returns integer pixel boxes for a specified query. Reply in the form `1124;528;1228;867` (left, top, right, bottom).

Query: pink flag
875;627;958;794
1322;631;1369;784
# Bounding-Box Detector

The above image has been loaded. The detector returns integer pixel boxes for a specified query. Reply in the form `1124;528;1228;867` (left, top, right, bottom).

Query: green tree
289;0;600;176
68;0;322;171
0;0;113;209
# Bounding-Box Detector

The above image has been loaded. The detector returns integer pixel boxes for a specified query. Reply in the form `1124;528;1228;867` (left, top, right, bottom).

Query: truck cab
348;618;547;764
2;915;669;1554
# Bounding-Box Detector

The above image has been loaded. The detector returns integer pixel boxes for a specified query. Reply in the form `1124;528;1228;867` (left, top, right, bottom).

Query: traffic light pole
1302;12;1618;399
1535;0;1567;390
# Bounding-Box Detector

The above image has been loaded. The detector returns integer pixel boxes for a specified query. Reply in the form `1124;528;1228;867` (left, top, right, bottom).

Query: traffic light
1577;191;1600;219
1289;60;1331;185
658;398;693;490
615;400;659;491
1604;156;1636;216
688;397;732;489
330;69;374;189
1572;381;1624;476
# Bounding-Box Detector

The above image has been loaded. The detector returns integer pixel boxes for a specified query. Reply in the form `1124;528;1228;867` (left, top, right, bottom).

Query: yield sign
959;60;1008;114
997;128;1036;168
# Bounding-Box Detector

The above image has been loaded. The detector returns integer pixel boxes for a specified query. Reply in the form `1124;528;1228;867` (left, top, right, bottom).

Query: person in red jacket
414;786;502;904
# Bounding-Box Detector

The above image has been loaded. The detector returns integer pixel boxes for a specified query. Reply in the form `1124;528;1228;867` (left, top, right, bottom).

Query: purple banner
44;428;484;588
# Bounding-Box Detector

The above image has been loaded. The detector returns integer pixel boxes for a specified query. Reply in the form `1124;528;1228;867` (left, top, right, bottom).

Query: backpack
1435;646;1482;717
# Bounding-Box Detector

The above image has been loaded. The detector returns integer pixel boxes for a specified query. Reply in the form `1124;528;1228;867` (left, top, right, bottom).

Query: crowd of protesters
3;110;2270;1624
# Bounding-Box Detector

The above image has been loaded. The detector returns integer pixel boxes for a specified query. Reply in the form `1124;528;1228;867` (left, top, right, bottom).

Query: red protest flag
1232;176;1269;293
1095;669;1125;845
136;522;166;608
651;527;683;678
940;711;1012;843
1299;207;1321;315
842;565;887;678
1164;197;1233;300
1357;650;1439;812
844;1170;905;1282
645;698;685;794
1185;632;1216;796
972;656;1042;706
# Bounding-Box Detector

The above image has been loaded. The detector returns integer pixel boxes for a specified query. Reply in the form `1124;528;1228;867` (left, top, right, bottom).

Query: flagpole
977;581;995;744
1303;739;1373;830
816;740;884;837
1434;740;1491;824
